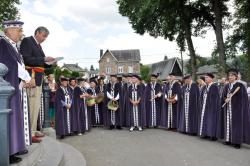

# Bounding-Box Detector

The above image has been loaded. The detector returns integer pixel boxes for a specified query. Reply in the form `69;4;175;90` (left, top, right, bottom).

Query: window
107;58;110;63
106;67;111;74
128;66;133;73
118;66;123;73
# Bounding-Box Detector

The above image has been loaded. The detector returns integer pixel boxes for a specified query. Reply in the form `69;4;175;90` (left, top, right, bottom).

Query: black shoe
109;125;115;130
16;149;28;156
10;155;22;164
210;137;217;141
223;141;231;145
58;135;65;139
116;126;122;130
153;126;158;129
200;136;209;139
232;144;241;149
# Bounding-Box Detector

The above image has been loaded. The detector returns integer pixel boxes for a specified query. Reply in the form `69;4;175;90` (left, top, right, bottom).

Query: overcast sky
19;0;219;69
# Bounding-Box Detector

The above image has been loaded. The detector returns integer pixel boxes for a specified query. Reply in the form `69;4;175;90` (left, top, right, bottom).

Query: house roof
149;57;182;80
61;63;86;72
196;64;218;75
100;49;141;62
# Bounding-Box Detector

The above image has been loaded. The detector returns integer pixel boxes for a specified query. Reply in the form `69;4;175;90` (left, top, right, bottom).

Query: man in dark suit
20;26;54;143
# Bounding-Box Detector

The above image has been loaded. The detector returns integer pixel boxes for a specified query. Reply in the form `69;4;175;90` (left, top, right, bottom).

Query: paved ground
61;128;250;166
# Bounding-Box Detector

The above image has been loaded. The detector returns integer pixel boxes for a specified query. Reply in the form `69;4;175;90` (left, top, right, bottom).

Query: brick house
99;49;141;76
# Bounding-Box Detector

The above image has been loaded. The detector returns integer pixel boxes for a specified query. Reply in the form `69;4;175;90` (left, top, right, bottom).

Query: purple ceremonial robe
104;82;123;127
87;87;103;126
144;82;162;127
126;84;145;127
161;81;181;129
97;84;106;126
0;37;26;155
68;86;78;133
217;82;250;144
122;82;130;127
55;86;73;136
198;83;220;137
178;83;200;134
74;86;92;132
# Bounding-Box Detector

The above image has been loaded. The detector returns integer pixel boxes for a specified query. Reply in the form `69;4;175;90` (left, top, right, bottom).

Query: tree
140;63;150;82
117;0;198;78
0;0;20;27
71;71;80;78
226;0;250;81
190;0;230;74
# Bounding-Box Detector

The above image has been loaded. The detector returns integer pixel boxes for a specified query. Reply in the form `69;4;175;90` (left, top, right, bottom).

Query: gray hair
34;26;49;36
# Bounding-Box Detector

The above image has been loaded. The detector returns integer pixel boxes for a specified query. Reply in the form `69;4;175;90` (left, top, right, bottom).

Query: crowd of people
52;69;250;151
1;20;250;165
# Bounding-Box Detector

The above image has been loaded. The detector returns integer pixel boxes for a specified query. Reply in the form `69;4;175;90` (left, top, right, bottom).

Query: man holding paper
20;26;55;143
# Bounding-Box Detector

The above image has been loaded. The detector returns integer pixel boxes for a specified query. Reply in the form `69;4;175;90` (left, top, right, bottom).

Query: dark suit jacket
20;36;46;86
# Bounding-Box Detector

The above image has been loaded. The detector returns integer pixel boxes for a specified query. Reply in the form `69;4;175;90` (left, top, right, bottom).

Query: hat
205;73;214;79
199;76;205;82
2;20;24;29
132;74;141;80
60;77;69;82
183;74;192;80
151;73;158;78
227;68;238;76
169;72;175;76
69;77;76;82
89;77;98;85
110;74;117;78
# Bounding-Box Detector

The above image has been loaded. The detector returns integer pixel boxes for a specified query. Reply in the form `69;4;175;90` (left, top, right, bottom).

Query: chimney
100;49;103;58
164;55;168;61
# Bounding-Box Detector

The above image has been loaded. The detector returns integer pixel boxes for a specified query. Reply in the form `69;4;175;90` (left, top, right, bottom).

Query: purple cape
104;82;123;127
0;37;26;155
178;83;200;134
55;87;73;136
217;82;250;144
144;82;162;127
126;84;146;127
198;83;220;137
161;82;181;129
86;87;103;126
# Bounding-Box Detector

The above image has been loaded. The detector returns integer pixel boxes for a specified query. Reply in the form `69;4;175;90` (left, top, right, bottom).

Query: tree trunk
183;22;197;79
213;0;226;75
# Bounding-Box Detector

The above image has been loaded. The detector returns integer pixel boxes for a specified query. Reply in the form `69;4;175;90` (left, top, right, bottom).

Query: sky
18;0;219;69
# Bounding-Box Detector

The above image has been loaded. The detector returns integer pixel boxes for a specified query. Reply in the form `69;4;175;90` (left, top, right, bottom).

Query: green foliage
140;63;150;82
71;71;80;78
226;0;250;82
0;0;20;27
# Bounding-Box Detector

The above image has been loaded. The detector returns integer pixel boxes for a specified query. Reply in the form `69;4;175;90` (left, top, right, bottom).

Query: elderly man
0;20;33;164
20;26;55;143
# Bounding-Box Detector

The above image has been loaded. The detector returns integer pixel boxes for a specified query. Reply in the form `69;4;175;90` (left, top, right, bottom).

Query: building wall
99;51;140;75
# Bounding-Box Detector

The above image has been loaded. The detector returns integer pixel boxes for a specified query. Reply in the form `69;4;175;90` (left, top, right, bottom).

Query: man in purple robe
162;73;181;130
0;20;34;164
68;77;78;134
87;78;103;126
105;74;123;129
198;73;220;141
126;74;145;131
218;69;250;149
145;74;162;128
55;78;73;139
178;75;200;135
74;78;92;134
